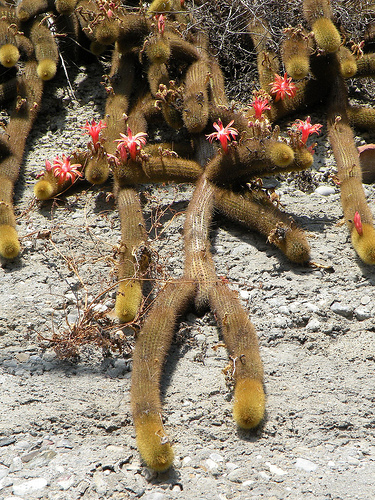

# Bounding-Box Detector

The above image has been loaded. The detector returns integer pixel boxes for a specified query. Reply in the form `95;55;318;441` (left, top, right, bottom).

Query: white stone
354;307;372;321
13;478;48;496
306;317;321;332
205;458;219;473
360;295;371;306
57;474;75;490
315;186;335;196
295;458;318;472
209;452;224;462
181;456;192;466
239;290;249;300
265;461;287;475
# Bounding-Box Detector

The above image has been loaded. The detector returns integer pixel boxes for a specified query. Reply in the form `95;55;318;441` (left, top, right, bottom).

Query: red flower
51;154;82;184
294;116;322;144
81;119;107;151
270;73;296;102
115;127;148;161
354;211;363;235
155;13;165;34
251;96;271;120
206;118;238;154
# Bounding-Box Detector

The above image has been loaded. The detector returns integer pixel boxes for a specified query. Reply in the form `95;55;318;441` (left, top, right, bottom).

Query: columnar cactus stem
281;27;312;80
131;278;196;471
204;139;313;185
303;0;341;53
328;70;375;265
114;182;148;323
0;60;43;258
208;283;265;429
213;186;311;264
117;155;203;186
29;15;59;80
182;34;210;133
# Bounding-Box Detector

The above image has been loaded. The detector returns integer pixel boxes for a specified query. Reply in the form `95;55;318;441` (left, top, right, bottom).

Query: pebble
354;307;372;321
314;186;336;196
227;467;248;483
57;474;75;490
306;317;321;332
12;478;48;496
209;453;224;462
142;493;166;500
239;290;249;300
294;458;318;472
360;295;371;306
204;458;219;474
330;302;353;318
265;462;287;476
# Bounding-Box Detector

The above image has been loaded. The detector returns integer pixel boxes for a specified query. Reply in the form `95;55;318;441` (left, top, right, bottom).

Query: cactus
303;0;341;53
328;67;375;265
0;61;43;258
29;15;59;80
281;27;312;80
213;186;311;264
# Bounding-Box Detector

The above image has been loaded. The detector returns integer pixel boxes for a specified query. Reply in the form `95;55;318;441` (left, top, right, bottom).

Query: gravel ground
1;59;375;500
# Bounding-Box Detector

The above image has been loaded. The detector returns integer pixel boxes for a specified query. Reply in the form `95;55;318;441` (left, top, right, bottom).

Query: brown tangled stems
1;0;375;470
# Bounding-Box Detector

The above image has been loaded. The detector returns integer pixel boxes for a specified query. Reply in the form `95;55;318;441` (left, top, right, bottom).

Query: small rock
93;471;107;495
265;462;287;476
209;452;224;462
15;353;30;363
228;467;247;483
10;457;23;472
142;493;166;500
306;317;321;332
0;465;9;480
295;458;318;472
57;474;75;490
360;295;371;306
204;458;219;474
354;307;372;321
315;186;335;196
56;438;73;449
13;478;48;496
239;290;249;300
330;302;353;318
181;456;192;467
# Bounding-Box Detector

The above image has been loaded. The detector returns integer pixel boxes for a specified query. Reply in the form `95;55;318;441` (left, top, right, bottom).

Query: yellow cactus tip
0;225;20;259
286;57;310;80
340;61;357;79
115;281;143;323
135;413;174;472
37;60;57;81
34;180;54;201
0;44;20;68
85;165;109;185
351;223;375;265
233;378;265;430
312;18;341;53
268;142;294;167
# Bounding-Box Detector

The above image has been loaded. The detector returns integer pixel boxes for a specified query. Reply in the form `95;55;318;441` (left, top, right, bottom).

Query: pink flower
354;211;363;235
51;154;82;184
156;14;165;34
206;118;238;154
81;119;107;151
251;96;271;120
294;116;322;144
115;127;148;161
270;73;296;102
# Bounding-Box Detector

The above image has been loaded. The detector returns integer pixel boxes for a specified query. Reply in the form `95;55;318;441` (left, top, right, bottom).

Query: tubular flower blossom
354;211;363;235
115;127;148;161
251;96;271;120
51;154;83;184
81;119;107;151
270;73;297;102
206;118;239;154
294;116;322;144
156;13;165;34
